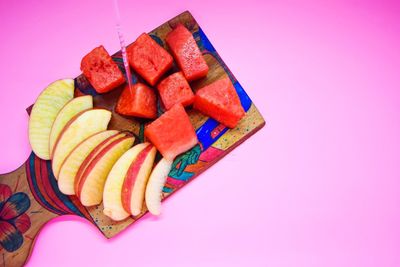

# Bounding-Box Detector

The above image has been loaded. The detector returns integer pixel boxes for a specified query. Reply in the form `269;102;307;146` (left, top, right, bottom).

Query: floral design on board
0;184;31;252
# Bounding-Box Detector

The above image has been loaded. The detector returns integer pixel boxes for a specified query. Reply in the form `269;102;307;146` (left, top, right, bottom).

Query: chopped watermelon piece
193;77;245;128
157;72;195;110
115;83;157;119
80;45;125;93
166;24;209;82
127;33;173;86
145;104;198;160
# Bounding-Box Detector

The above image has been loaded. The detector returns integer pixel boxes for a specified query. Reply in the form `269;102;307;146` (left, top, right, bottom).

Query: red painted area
210;124;226;139
198;146;224;162
39;160;71;214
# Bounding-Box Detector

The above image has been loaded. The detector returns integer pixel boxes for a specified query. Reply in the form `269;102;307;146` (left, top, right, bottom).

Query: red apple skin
73;132;124;195
74;132;130;197
121;144;154;214
76;135;134;198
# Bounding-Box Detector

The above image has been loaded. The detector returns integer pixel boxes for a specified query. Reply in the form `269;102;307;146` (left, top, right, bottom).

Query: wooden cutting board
0;11;265;266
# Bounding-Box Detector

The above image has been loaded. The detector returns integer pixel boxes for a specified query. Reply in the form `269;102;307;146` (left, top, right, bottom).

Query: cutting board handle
0;153;90;266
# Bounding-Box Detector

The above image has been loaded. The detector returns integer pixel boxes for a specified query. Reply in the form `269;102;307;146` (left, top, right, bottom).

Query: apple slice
51;109;112;178
49;95;93;156
57;130;119;195
73;132;128;191
103;143;149;221
77;135;135;206
29;79;74;159
145;158;173;215
121;143;157;216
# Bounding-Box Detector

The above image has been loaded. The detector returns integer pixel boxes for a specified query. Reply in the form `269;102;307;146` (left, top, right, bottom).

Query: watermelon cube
115;83;157;119
166;24;209;82
193;77;245;128
80;45;125;93
145;104;198;160
157;72;195;110
127;33;173;86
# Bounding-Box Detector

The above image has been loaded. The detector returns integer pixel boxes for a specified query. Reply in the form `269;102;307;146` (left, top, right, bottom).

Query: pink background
1;0;400;266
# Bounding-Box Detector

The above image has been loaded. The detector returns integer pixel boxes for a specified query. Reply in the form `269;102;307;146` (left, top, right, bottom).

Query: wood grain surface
0;11;264;266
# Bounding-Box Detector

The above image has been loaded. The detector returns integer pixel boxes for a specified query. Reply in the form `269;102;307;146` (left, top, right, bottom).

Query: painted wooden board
0;11;265;266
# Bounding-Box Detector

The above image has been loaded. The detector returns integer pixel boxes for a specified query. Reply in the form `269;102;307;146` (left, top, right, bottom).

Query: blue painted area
28;153;64;215
5;193;30;216
198;27;216;53
150;34;165;48
45;161;84;217
74;78;98;97
0;225;23;252
163;187;173;193
163;26;255;194
234;81;252;112
194;27;252;151
196;119;229;151
168;172;193;181
194;82;252;151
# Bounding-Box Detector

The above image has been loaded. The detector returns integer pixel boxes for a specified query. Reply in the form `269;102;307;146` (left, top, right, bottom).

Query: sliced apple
57;130;119;195
73;132;128;191
103;143;149;221
145;158;173;215
49;95;93;156
29;79;74;159
51;109;112;178
121;143;157;216
77;135;135;206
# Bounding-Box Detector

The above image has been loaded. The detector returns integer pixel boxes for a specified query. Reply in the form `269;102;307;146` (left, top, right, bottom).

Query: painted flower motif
0;184;31;252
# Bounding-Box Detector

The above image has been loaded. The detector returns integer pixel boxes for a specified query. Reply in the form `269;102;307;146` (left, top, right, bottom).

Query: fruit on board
29;79;74;160
115;83;157;119
76;135;135;206
121;143;156;216
57;130;119;195
157;72;194;110
74;132;129;193
49;95;93;156
193;77;245;128
145;158;173;215
51;109;112;178
103;143;149;221
144;104;198;161
127;33;173;86
166;24;209;81
80;45;125;93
